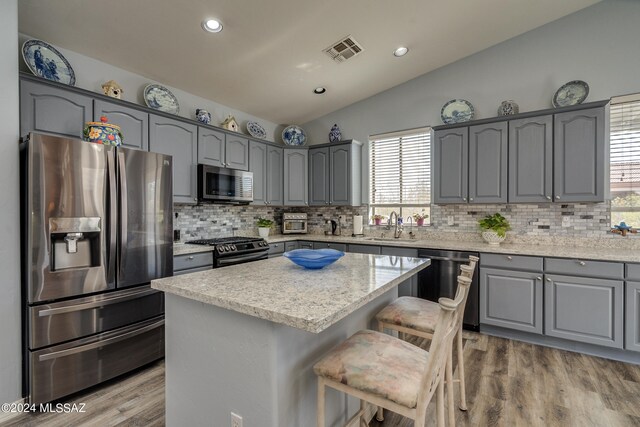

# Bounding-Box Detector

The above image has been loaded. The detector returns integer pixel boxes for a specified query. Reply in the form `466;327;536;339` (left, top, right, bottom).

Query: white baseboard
0;397;26;423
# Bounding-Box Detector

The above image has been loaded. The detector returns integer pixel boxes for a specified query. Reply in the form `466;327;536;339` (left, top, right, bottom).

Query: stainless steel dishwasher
417;249;480;331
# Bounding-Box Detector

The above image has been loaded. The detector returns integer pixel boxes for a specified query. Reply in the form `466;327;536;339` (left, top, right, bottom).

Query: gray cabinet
94;100;148;151
626;282;640;352
553;108;605;202
312;242;348;251
284;149;308;206
225;135;249;171
298;241;314;249
174;252;214;275
267;146;284;205
468;122;507;203
284;241;299;252
508;115;552;203
380;247;419;297
347;244;381;255
480;268;543;334
309;141;362;206
544;274;623;348
268;242;285;258
432;128;468;204
249;142;282;206
20;79;93;139
198;130;249;171
150;114;198;204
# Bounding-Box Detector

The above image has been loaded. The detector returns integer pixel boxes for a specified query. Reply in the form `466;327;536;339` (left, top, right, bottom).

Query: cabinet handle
507;256;512;260
188;256;194;260
578;261;586;266
555;196;560;200
546;278;552;282
546;196;551;200
469;198;474;201
194;198;197;201
463;197;467;202
536;276;542;281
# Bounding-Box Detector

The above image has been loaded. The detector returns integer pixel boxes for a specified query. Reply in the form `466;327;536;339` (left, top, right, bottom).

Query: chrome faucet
388;211;403;239
406;216;416;239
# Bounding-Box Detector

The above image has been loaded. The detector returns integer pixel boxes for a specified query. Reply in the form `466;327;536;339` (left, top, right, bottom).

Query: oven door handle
421;255;470;263
217;250;268;266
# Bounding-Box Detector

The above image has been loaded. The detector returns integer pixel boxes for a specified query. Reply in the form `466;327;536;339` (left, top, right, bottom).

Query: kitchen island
151;253;430;427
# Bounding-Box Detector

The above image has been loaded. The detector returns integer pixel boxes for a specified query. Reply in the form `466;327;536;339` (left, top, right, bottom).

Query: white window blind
610;94;640;225
369;129;431;206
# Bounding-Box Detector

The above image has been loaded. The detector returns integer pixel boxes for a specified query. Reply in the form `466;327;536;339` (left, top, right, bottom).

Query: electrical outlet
562;216;571;227
447;216;455;226
231;412;243;427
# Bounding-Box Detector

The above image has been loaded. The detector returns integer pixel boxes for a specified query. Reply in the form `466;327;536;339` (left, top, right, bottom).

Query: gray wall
302;0;640;203
0;0;22;404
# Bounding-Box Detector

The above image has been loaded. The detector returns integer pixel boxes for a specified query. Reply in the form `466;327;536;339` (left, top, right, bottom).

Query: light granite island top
152;253;430;333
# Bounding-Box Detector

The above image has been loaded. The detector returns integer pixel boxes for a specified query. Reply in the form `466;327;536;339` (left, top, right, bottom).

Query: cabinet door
468;122;507;203
248;141;267;206
553;107;605;202
94;100;148;151
198;128;225;167
330;145;351;205
480;268;543;334
508;115;553;203
347;244;381;255
545;274;623;348
284;241;299;252
309;148;330;206
312;242;347;252
284;149;308;206
21;80;92;139
432;128;468;204
626;282;640;352
149;115;198;204
225;136;249;171
266;146;284;205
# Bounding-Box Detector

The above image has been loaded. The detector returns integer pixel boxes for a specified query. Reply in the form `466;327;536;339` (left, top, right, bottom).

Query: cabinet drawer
545;258;623;279
268;242;285;255
284;241;299;252
312;242;347;252
627;264;640;281
298;241;314;249
381;247;418;257
174;252;213;271
480;253;543;272
348;244;381;255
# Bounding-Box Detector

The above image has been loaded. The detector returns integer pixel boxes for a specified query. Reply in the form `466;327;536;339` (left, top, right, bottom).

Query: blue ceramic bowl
283;249;345;269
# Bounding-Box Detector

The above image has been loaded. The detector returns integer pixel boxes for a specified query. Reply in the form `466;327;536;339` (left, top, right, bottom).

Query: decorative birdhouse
221;115;239;132
101;80;124;99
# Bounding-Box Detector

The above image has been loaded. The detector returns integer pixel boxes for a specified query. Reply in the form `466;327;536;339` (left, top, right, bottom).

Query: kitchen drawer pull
546;196;551;200
188;256;194;260
507;256;513;260
536;276;542;281
546;278;552;282
578;261;586;266
38;288;158;317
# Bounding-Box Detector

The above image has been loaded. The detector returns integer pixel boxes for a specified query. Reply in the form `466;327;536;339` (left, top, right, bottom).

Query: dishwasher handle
421;255;472;263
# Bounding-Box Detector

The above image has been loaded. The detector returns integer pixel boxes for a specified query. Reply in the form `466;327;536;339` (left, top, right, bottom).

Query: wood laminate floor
4;332;640;427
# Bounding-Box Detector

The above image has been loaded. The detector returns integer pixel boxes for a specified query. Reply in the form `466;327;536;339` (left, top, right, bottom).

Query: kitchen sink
363;237;408;242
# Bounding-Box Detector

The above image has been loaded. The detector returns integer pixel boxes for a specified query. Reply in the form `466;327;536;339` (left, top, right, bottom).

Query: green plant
478;213;511;237
413;212;429;221
371;214;386;221
257;217;274;228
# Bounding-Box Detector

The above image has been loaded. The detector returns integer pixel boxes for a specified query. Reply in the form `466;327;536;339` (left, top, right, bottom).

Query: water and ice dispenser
49;217;102;271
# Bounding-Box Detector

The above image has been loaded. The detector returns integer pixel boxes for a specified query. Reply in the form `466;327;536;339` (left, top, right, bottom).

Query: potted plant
478;213;511;245
257;217;274;238
371;214;386;226
412;211;429;226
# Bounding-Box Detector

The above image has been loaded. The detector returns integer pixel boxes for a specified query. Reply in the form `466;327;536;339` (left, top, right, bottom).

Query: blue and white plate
441;99;474;124
247;121;267;139
552;80;589;108
282;125;307;146
143;84;180;115
22;39;76;86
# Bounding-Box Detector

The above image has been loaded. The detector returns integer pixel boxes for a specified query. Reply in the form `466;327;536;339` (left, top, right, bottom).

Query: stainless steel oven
283;213;308;234
198;164;253;204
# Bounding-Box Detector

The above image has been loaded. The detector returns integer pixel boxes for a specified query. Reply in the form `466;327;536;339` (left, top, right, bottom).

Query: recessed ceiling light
313;87;326;94
202;19;223;33
393;47;408;57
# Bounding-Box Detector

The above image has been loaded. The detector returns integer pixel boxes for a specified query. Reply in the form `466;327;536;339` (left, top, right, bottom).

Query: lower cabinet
544;274;623;349
268;242;285;258
312;242;347;252
284;241;299;252
626;282;640;352
480;268;543;334
298;241;314;249
173;252;213;276
347;244;381;255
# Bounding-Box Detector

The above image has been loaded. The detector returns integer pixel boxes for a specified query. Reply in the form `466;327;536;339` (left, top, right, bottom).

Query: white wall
302;0;640;201
0;0;22;405
17;34;281;142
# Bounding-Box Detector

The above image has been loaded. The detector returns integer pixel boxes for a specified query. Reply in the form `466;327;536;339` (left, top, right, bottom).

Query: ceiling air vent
324;35;364;63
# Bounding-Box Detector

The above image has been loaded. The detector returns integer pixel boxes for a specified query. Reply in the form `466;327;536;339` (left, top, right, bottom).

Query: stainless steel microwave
197;165;253;204
283;213;308;234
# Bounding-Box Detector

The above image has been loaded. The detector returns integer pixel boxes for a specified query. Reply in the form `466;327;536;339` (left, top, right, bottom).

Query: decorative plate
282;125;307;146
22;39;76;86
283;249;344;269
143;84;180;115
441;99;475;124
246;121;267;139
552;80;589;108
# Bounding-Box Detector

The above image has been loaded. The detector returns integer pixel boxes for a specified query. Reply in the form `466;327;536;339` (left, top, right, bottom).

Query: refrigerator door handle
118;151;128;279
107;149;117;285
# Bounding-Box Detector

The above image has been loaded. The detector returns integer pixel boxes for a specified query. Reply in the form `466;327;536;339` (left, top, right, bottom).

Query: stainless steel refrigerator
21;133;173;404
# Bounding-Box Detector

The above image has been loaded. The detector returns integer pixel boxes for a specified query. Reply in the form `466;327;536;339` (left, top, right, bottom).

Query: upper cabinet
309;141;362;206
266;146;284;206
249;141;283;206
20;79;92;139
94;99;149;151
432;101;608;205
149;114;198;204
198;129;249;171
284;149;308;206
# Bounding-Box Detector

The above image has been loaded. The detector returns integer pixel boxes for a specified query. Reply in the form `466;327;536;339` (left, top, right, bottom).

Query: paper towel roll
353;215;364;235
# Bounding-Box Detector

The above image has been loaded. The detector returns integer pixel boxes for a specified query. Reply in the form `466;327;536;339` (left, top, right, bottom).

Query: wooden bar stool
374;255;478;418
314;275;471;427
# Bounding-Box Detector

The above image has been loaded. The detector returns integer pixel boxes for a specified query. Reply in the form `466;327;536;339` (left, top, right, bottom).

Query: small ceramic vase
83;116;122;146
497;100;519;116
195;109;212;124
258;227;270;238
329;124;342;143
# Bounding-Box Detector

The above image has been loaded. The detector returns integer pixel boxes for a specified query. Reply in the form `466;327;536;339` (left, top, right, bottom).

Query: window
610;94;640;226
369;128;431;225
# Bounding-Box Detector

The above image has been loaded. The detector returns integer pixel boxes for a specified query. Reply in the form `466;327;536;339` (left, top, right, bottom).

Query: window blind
610;95;640;201
369;129;431;205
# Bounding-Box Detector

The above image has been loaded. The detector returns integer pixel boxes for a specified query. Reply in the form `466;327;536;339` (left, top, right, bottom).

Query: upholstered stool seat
375;296;440;333
313;329;429;408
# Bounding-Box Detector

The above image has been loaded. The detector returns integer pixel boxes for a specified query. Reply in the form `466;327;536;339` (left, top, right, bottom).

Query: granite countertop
151;253;430;333
173;234;640;263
